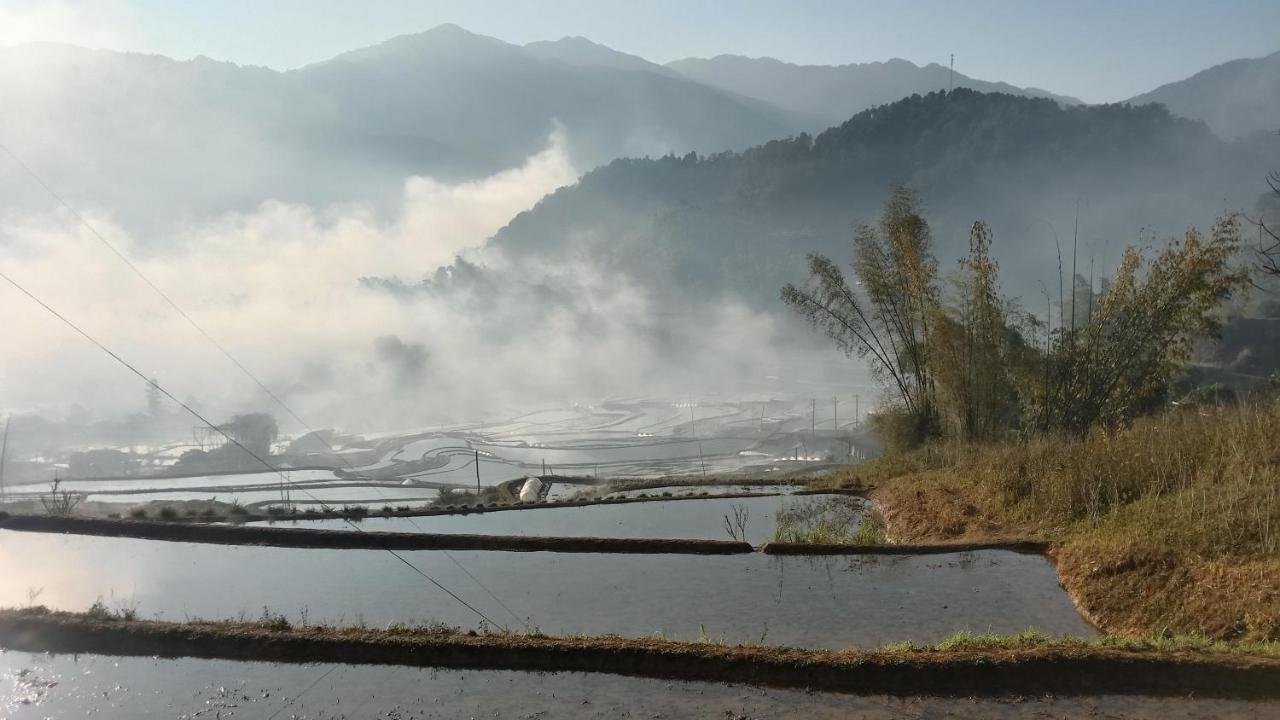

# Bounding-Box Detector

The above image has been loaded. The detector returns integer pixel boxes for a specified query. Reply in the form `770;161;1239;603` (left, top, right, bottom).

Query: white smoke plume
0;134;805;433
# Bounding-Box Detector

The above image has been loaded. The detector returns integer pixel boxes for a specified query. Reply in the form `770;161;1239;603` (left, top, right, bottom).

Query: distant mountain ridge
0;25;804;233
523;35;678;76
1;22;1275;240
291;24;805;172
1125;50;1280;138
665;54;1082;127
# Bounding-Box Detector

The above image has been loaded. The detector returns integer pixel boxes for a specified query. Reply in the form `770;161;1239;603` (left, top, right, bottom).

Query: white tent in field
518;476;545;502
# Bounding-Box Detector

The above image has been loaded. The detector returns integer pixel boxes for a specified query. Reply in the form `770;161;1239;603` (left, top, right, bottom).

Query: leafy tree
785;186;1251;447
1034;215;1249;435
932;222;1024;440
1259;171;1280;277
782;187;942;446
221;413;279;459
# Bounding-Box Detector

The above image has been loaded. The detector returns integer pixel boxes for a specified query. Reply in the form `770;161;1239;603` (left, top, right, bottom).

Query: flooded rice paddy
3;651;1275;719
4;469;451;508
343;399;841;486
4;399;856;510
0;531;1093;648
254;494;860;545
0;400;1153;710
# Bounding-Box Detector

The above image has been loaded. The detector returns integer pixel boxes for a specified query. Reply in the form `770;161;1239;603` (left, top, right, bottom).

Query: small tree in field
41;477;84;516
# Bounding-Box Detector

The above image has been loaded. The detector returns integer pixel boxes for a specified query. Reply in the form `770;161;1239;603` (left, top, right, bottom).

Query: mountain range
665;54;1080;127
1126;50;1280;139
0;25;798;231
0;24;1275;248
475;89;1277;308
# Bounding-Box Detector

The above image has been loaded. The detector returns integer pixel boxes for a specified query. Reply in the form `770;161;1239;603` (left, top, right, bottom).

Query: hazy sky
2;0;1279;104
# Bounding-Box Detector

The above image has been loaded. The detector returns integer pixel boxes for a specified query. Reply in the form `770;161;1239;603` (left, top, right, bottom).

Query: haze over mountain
474;90;1277;309
0;24;801;235
1125;50;1280;139
4;23;1279;423
665;55;1082;127
522;35;678;76
6;20;1271;243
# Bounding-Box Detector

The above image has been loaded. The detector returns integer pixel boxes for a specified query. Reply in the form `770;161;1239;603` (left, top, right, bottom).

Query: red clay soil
1;610;1277;698
0;514;753;554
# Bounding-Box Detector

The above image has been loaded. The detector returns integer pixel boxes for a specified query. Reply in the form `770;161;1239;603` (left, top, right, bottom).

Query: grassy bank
3;607;1279;697
770;496;874;544
828;399;1280;640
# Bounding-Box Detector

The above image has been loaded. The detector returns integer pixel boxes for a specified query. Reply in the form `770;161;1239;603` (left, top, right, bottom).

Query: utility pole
0;415;9;505
810;398;816;434
833;397;838;433
854;395;860;429
475;450;481;494
279;470;291;509
949;53;955;92
1071;200;1080;333
689;402;706;477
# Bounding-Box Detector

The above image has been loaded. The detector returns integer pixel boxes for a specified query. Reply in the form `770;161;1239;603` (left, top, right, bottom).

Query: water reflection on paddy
2;652;1274;720
257;494;848;544
0;531;1094;649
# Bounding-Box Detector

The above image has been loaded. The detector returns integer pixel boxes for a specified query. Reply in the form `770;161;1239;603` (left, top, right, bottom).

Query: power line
0;141;332;461
0;268;506;631
0;415;9;504
0;141;528;631
266;665;340;720
0;270;279;478
0;141;373;492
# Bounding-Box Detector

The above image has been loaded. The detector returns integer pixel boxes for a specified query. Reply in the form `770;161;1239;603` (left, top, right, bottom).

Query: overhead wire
265;665;341;720
0;268;507;632
0;141;530;630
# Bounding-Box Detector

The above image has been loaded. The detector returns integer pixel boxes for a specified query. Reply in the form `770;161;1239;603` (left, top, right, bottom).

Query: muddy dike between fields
0;512;1051;556
0;514;754;554
1;610;1277;699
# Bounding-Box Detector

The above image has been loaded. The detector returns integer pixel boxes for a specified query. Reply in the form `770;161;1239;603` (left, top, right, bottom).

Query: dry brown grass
832;398;1280;640
1055;539;1280;641
871;470;1021;543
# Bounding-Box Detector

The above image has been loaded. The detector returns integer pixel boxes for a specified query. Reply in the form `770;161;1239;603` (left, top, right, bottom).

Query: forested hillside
487;90;1278;306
